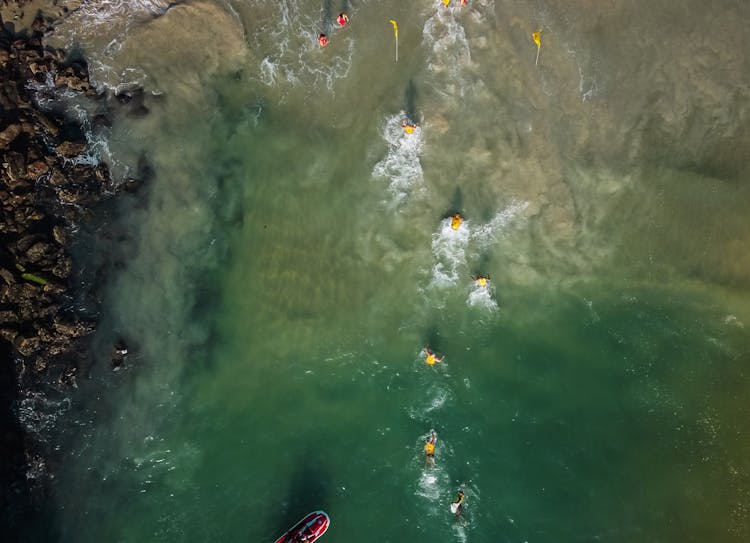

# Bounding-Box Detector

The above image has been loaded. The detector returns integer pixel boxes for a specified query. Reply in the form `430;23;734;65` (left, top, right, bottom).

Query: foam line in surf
372;112;425;206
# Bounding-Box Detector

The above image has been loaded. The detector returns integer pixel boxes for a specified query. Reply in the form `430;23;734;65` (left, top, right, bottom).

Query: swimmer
318;33;329;47
336;12;349;27
401;120;417;134
450;490;465;517
424;431;437;465
424;347;444;366
450;213;462;230
474;275;490;288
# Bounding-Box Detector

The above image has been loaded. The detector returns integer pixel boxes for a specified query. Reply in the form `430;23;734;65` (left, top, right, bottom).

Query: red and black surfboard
274;511;330;543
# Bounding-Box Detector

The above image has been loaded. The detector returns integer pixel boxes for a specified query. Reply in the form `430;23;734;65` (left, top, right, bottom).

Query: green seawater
38;0;750;541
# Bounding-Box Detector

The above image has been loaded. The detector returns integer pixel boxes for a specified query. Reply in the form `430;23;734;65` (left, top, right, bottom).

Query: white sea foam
422;3;473;97
416;463;450;503
18;391;71;440
414;430;451;508
452;523;468;543
426;201;527;293
25;79;124;185
425;386;450;413
467;281;498;311
49;0;170;88
372;112;425;206
247;0;356;92
407;383;452;423
723;314;744;328
430;216;471;288
470;200;529;250
259;56;279;86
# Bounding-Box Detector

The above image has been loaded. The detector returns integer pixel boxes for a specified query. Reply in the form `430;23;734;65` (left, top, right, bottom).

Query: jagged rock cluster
1;18;111;385
1;17;125;537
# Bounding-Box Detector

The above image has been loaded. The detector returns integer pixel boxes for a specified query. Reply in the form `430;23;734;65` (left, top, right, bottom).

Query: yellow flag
532;29;542;66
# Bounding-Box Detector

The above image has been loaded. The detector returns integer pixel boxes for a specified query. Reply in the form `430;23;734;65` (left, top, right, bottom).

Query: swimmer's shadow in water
445;187;464;219
404;79;419;124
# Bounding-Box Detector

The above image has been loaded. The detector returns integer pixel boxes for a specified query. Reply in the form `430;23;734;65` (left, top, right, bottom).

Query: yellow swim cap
426;354;436;365
477;277;488;287
425;442;435;454
451;214;462;230
403;124;415;134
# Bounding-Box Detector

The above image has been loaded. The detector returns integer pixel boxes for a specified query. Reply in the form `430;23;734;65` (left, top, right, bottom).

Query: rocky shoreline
1;13;125;537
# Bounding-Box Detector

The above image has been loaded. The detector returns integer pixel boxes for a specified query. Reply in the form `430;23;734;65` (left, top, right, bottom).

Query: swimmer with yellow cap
424;431;437;465
474;275;490;288
401;120;417;134
450;213;463;230
424;346;444;366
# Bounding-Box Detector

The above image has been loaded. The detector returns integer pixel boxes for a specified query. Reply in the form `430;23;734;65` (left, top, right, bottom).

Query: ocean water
30;0;750;541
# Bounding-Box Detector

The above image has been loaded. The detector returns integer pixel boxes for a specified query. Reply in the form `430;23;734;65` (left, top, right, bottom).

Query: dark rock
36;113;60;137
115;88;140;104
24;241;53;264
114;88;150;117
0;123;21;148
111;339;129;371
51;256;72;278
52;225;67;245
41;282;65;295
47;340;71;357
25;160;49;179
53;319;93;339
46;165;66;186
122;178;138;192
14;335;41;357
0;327;18;342
3;151;27;187
54;141;86;158
54;73;90;93
0;268;15;285
33;354;48;373
0;310;18;324
3;80;22;106
57;187;86;205
0;21;148;536
16;233;41;253
91;113;111;129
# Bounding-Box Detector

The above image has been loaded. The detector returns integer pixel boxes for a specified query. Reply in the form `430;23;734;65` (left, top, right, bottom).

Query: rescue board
273;511;330;543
